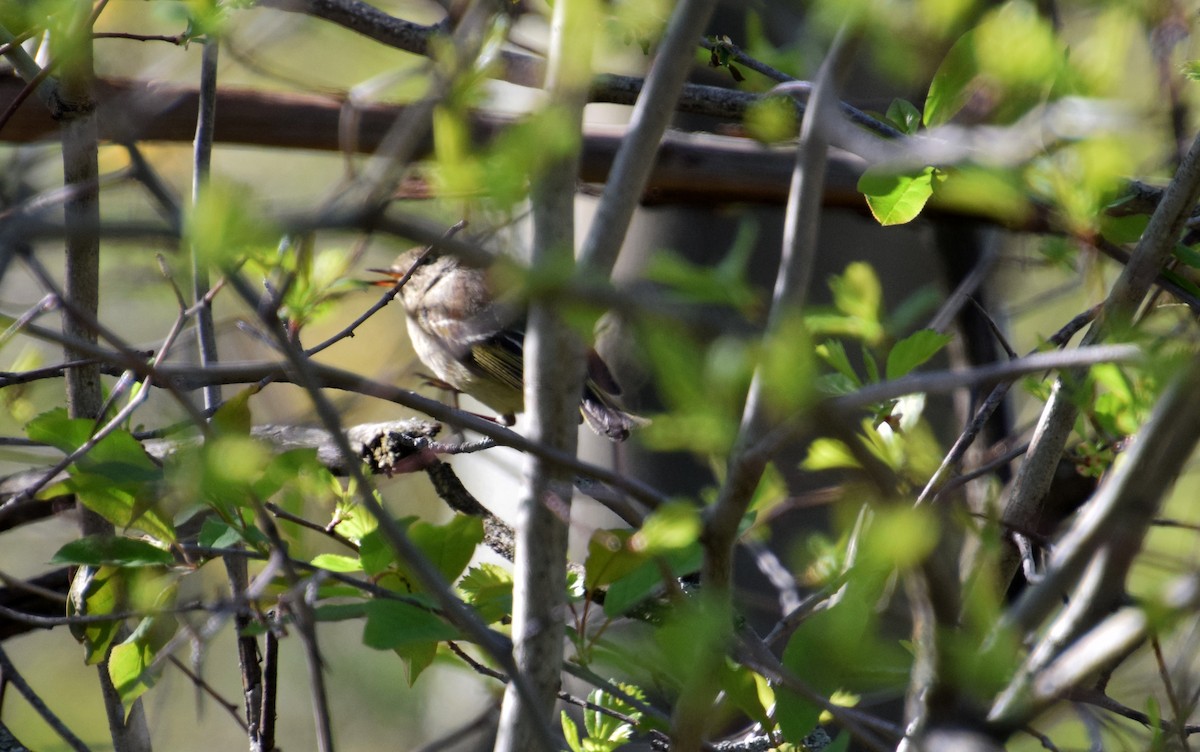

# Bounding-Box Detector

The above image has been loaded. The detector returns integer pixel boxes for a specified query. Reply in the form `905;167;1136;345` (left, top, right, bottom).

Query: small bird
373;247;642;441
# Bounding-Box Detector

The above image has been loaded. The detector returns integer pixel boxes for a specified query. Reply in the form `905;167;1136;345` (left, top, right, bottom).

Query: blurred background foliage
2;0;1200;749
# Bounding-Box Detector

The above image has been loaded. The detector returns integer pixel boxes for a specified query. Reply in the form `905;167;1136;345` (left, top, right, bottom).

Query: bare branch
0;646;91;752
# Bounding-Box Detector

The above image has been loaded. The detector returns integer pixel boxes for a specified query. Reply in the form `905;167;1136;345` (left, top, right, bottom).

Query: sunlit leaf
924;29;978;126
109;603;177;712
186;180;279;268
859;166;937;226
68;565;124;665
745;96;797;143
585;529;644;591
310;553;363;573
801;438;860;471
974;0;1064;92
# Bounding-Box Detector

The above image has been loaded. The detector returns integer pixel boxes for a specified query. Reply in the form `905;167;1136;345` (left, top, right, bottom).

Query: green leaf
362;600;458;650
744;96;797;143
885;330;954;380
360;528;399;577
66;473;175;543
395;639;438;686
109;610;177;712
27;409;161;484
1097;213;1149;245
310;553;363;573
584;530;644;591
721;663;774;731
562;712;584;752
582;684;645;746
314;603;369;622
68;565;124;664
197;517;245;549
26;407;91;453
632;501;701;554
759;308;816;414
801;438;860;471
459;564;513;624
859;166;937;226
931;166;1031;224
603;545;702;618
884;98;921;134
777;560;907;740
52;536;173;567
186;180;279;268
210;387;255;435
862;507;940;569
923;29;978;126
816;340;860;387
830;263;882;334
407;514;484;583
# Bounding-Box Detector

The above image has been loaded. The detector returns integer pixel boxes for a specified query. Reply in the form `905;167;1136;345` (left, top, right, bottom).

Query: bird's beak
366;268;403;287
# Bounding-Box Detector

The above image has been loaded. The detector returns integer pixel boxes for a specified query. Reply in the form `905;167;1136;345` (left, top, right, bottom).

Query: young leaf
310;553;363;573
858;166;937;226
885;329;954;381
561;712;584;752
884;98;921;134
923;30;978;126
459;564;513;624
603;545;702;618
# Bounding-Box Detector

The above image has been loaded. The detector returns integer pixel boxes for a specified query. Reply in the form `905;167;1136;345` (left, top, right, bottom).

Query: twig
0;645;91;752
1150;634;1192;751
698;36;794;83
577;0;720;276
217;260;561;751
494;0;593;746
993;352;1200;726
999;119;1200;599
304;220;466;357
917;306;1099;505
165;655;249;732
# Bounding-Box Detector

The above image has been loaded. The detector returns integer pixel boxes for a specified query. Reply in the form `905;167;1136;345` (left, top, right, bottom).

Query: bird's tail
581;349;646;442
581;386;646;442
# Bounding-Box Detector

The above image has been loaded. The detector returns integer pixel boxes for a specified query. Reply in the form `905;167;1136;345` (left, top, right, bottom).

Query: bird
372;247;642;441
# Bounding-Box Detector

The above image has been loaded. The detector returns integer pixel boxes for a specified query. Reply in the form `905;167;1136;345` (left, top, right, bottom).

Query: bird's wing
469;327;525;392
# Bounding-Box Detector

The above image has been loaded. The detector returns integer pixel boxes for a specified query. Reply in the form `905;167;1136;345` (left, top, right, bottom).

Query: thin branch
681;28;858;752
993;352;1200;727
577;0;719;275
165;655;249;733
217;264;561;751
0;645;91;752
998;120;1200;597
305;220;466;357
698;36;795;83
917;305;1099;505
495;0;593;746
